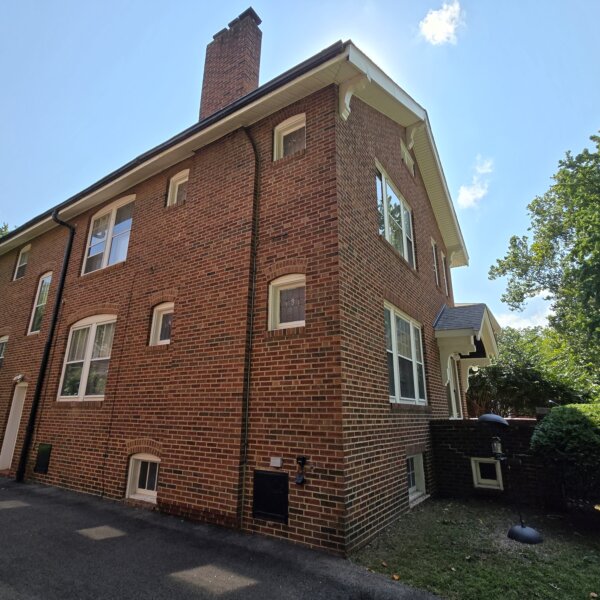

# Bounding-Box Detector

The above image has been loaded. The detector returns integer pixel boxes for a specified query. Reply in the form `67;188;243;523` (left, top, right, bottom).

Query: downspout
16;210;75;482
238;126;261;527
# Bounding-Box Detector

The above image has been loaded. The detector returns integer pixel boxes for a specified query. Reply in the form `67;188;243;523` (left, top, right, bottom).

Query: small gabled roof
434;303;499;333
0;40;468;267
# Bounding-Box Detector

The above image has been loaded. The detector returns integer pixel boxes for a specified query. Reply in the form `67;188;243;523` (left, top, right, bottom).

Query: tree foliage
489;134;600;380
467;327;595;417
0;222;8;238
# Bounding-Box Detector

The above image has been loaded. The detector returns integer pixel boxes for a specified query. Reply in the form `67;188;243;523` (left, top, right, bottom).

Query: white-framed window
150;302;174;346
384;304;427;404
447;357;463;419
431;240;440;287
376;166;415;268
83;196;135;275
166;169;189;207
268;274;306;330
127;453;160;503
407;453;426;503
273;114;306;160
471;458;503;490
58;314;116;401
400;139;415;176
441;253;449;296
28;272;52;334
14;245;31;280
0;336;8;368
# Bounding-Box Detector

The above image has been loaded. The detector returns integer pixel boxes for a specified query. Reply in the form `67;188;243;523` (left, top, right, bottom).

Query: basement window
268;274;306;330
166;170;189;206
407;453;426;504
253;470;288;523
149;302;174;346
14;245;31;280
273;114;306;160
127;453;160;503
471;457;503;490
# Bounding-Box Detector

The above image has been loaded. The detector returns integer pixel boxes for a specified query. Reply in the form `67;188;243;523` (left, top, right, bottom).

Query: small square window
406;453;426;504
471;457;503;490
150;302;174;345
167;170;189;207
273;114;306;160
268;274;305;330
14;245;31;280
127;453;160;503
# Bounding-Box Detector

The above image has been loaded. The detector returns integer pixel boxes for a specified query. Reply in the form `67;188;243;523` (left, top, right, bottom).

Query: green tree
489;134;600;381
0;222;8;238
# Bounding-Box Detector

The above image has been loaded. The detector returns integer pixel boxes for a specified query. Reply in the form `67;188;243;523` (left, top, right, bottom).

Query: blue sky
1;1;599;327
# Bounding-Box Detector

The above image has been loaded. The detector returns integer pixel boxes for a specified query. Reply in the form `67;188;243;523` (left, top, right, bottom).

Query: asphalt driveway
0;478;434;599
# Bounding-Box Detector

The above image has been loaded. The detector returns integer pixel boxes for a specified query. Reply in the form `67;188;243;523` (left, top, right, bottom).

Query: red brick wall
200;11;262;120
335;96;456;551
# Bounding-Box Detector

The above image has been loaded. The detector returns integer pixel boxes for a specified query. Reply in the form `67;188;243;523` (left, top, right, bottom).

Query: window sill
264;326;305;339
146;343;172;352
127;493;157;504
54;399;104;408
272;148;306;165
409;492;430;508
378;235;418;274
390;403;431;414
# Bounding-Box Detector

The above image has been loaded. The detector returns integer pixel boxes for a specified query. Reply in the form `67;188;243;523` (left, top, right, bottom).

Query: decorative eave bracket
406;122;424;150
339;74;370;121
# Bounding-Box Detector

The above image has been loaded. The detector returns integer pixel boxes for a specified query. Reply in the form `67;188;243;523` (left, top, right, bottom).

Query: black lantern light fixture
477;413;543;545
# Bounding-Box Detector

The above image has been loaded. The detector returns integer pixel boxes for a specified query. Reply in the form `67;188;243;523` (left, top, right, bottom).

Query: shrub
530;403;600;506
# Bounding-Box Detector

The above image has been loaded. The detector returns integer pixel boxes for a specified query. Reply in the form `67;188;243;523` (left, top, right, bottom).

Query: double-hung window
83;197;135;274
14;245;31;280
384;304;426;404
59;315;116;400
376;167;415;267
166;170;189;206
0;336;8;368
29;272;52;334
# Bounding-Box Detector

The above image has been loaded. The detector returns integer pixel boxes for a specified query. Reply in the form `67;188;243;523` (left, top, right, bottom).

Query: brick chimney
199;8;262;120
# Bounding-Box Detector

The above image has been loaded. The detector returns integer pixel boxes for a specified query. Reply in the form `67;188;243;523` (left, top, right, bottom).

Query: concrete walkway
0;479;435;599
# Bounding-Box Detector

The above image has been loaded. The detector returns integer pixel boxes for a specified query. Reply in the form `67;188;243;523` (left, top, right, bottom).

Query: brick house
0;9;499;554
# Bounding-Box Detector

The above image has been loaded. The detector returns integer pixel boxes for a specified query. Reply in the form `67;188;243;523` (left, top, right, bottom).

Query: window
431;241;439;287
446;357;463;419
0;336;7;368
273;114;306;160
400;139;415;176
376;167;415;267
83;197;135;274
406;454;426;503
58;315;116;400
253;470;289;523
150;302;174;346
471;458;503;490
14;245;30;280
28;272;52;334
127;453;160;503
384;304;426;404
268;274;306;330
441;253;449;296
166;170;189;207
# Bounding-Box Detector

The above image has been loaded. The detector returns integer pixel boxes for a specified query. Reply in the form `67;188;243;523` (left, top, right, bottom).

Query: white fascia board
435;328;477;339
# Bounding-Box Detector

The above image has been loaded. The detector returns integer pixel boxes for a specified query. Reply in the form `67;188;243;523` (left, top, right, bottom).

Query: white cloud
419;1;463;46
496;300;553;329
457;155;494;209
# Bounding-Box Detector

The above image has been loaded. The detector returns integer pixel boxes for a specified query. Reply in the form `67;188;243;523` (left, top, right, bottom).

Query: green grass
351;498;600;600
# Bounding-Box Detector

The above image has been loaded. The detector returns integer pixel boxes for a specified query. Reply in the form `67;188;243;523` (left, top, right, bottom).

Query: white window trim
407;453;426;504
127;453;160;503
431;240;440;287
57;314;117;401
28;272;52;334
0;335;8;365
385;303;427;405
273;113;306;160
268;274;306;330
441;253;449;296
82;195;135;275
376;164;416;267
448;357;463;419
471;457;504;490
149;302;174;346
166;169;189;207
13;244;31;280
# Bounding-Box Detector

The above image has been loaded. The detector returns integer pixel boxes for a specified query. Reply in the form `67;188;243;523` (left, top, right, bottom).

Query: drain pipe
238;126;261;526
16;210;75;482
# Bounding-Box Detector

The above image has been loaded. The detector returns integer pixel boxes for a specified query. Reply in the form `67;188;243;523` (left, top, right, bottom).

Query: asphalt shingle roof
434;303;488;332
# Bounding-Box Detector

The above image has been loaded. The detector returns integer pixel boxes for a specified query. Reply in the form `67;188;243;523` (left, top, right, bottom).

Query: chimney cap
228;7;261;28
